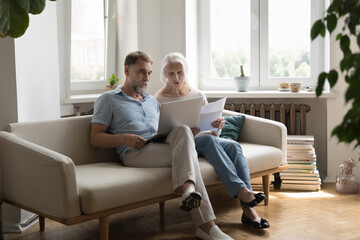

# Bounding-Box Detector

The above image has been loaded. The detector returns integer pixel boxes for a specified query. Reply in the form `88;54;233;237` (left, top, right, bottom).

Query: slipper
196;225;233;240
179;190;202;211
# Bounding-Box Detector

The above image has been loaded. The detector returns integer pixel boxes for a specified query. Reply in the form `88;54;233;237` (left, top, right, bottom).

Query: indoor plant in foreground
311;0;360;152
336;157;358;194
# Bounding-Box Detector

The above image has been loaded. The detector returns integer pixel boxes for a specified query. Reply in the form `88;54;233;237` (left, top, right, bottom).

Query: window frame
197;0;325;91
61;0;116;96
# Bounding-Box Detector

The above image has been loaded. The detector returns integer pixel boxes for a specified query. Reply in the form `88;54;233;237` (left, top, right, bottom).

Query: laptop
146;97;203;144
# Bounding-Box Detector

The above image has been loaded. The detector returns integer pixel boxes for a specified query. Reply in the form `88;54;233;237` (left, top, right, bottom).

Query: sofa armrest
0;131;81;218
222;109;287;165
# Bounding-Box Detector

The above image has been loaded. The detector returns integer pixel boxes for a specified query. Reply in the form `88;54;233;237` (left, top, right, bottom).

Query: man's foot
179;190;202;211
196;225;233;240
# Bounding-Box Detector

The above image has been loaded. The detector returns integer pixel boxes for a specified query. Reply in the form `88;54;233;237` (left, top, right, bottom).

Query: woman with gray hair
156;52;269;233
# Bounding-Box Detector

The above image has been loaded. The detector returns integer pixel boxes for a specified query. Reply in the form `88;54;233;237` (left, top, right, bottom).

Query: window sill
62;90;336;104
203;90;336;99
62;94;101;104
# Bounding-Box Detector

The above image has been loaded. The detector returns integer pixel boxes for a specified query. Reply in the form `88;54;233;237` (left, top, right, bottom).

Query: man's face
126;59;152;95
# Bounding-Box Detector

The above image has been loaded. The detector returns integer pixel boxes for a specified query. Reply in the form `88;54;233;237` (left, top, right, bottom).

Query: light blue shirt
92;86;159;157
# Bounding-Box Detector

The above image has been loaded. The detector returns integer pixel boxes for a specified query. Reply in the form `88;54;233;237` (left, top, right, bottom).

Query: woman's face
165;62;185;90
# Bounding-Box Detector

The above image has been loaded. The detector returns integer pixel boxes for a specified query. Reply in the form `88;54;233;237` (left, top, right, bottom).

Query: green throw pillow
220;115;245;141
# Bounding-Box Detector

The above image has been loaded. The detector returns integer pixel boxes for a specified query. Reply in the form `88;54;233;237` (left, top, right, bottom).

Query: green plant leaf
327;70;338;87
316;72;327;96
340;58;348;72
320;22;326;37
311;19;323;40
326;13;337;33
340;35;350;53
17;0;46;14
357;33;360;48
336;33;342;41
345;81;358;103
30;0;46;14
327;0;341;13
0;0;29;38
109;73;119;86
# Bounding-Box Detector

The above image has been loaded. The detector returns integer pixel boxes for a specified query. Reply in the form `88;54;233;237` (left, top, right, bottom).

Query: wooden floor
4;183;360;240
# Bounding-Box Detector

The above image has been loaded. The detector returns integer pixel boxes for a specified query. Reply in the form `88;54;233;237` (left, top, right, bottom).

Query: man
90;51;232;240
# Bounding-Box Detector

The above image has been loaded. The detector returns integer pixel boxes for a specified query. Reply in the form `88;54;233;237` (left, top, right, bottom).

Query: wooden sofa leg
262;175;270;205
159;201;165;227
99;216;109;240
39;215;45;231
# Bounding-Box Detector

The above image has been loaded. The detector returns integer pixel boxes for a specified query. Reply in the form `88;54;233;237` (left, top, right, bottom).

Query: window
71;0;105;82
198;0;324;90
64;0;116;95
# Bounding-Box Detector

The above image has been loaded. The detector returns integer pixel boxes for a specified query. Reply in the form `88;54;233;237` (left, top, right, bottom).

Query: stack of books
280;135;321;191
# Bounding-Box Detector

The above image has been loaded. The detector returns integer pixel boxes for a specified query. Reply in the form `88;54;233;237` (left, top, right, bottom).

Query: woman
155;52;269;229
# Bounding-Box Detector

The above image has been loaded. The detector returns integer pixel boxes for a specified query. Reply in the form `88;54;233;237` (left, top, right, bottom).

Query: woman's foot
241;206;269;229
238;188;265;207
196;225;233;240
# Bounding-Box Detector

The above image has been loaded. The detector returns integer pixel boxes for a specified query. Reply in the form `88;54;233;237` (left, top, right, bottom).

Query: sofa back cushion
4;115;118;165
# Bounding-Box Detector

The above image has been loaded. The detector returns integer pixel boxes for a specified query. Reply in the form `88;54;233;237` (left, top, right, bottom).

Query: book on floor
281;183;320;191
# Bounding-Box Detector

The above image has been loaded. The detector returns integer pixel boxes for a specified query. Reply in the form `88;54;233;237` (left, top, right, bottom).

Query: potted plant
234;65;250;92
311;0;360;151
106;74;119;91
0;0;56;38
336;157;358;194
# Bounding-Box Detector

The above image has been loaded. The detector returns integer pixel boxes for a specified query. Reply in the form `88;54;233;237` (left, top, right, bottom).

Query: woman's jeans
195;134;252;198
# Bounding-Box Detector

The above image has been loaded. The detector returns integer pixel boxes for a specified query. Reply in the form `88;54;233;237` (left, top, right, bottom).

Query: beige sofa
0;110;287;240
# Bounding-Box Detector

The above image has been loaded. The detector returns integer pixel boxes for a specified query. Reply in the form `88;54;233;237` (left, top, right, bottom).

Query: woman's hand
211;117;225;129
191;127;200;136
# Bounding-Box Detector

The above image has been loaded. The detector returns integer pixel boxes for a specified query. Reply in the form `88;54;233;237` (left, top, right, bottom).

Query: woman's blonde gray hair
160;52;188;84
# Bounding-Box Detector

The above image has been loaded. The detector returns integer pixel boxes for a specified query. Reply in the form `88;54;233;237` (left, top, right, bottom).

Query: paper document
199;97;227;131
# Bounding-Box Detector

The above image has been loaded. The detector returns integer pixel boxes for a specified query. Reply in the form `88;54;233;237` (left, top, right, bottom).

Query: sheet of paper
199;97;227;131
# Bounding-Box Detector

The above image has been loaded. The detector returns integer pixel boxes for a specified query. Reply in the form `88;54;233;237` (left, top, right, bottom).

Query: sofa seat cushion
75;143;282;214
76;162;174;214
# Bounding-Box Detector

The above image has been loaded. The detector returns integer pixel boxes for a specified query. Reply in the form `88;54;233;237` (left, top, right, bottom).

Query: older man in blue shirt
90;51;233;240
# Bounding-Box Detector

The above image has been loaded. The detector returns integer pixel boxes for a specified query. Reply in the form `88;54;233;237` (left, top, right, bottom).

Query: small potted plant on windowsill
234;65;250;92
106;74;119;91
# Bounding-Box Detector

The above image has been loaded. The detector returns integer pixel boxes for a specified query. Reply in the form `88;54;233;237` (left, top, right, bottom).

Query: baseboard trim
3;214;38;234
324;176;335;183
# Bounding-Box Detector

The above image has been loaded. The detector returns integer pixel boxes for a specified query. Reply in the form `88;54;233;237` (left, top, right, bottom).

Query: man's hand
126;134;147;150
211;117;225;129
90;123;146;150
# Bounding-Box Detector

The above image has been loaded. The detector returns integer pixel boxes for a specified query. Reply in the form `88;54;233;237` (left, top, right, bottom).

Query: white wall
14;2;61;122
0;38;18;130
138;0;186;94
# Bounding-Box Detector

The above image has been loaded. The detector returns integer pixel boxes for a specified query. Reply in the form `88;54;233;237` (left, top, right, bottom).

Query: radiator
224;103;311;135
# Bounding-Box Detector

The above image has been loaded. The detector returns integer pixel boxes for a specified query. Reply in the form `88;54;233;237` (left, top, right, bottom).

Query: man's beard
130;78;147;95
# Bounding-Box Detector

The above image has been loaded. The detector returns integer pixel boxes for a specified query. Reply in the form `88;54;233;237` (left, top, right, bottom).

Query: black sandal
241;212;270;229
240;192;266;208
